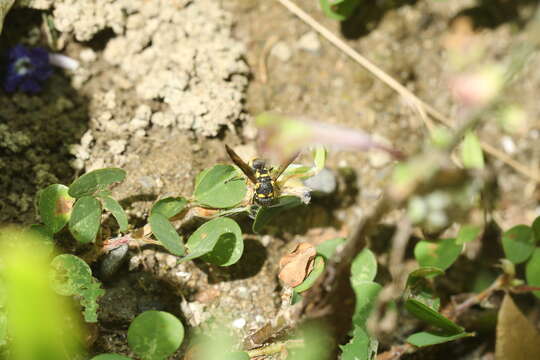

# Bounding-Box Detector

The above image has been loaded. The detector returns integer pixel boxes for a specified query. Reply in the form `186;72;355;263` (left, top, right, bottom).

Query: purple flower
3;44;53;94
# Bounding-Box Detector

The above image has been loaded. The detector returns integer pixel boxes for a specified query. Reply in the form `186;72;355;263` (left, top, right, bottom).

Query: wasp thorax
252;159;267;170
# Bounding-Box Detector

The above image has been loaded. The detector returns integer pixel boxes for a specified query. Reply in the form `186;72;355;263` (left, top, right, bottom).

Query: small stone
100;244;129;280
297;31;321;53
501;135;516;154
151;111;175;127
107;139;127;155
79;48;97;63
303;168;337;196
232;318;246;329
270;41;292;62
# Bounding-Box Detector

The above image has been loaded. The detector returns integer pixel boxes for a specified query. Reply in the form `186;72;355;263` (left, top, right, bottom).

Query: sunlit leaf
91;355;132;360
405;299;464;334
340;326;378;360
414;238;462;270
193;165;247;208
252;196;303;233
68;196;102;243
127;311;184;360
101;196;128;232
149;213;184;256
151;197;188;219
460;131;484;169
294;256;325;293
456;225;481;245
316;237;346;260
184;217;243;266
38;184;74;233
351;248;377;283
526;248;540;298
27;224;55;255
502;225;535;264
405;267;444;311
50;254;104;323
407;331;472;347
320;0;362;21
69;168;126;198
532;216;540;243
351;281;381;328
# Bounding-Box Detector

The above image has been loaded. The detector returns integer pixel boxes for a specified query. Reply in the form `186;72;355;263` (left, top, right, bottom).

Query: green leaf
414;238;462;270
526;247;540;298
502;225;535;264
101;196;128;232
406;331;472;347
193;165;247;208
351;281;381;328
320;0;362;21
532;216;540;243
460;131;484;169
151;197;188;219
91;355;133;360
127;310;184;360
50;254;93;296
149;213;184;256
294;256;325;293
405;267;444;312
340;326;378;360
223;352;250;360
252;196;303;233
316;237;346;260
38;184;74;233
405;299;464;334
184;217;243;266
312;146;327;173
69;168;126;198
79;279;105;323
50;254;105;323
69;196;102;243
456;224;481;245
0;312;7;347
351;248;377;282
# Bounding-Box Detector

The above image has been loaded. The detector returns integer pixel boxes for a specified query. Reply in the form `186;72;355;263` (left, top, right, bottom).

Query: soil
1;0;539;359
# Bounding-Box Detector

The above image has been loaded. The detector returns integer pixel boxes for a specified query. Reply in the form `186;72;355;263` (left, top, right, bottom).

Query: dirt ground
1;0;539;359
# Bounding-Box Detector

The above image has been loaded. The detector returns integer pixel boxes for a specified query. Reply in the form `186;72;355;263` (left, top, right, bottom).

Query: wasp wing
273;151;300;182
225;145;258;184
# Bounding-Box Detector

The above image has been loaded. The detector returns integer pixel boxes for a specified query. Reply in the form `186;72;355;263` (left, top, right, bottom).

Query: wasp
225;145;299;207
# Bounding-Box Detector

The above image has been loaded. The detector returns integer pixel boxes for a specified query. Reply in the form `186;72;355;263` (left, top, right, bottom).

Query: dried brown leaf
278;242;316;287
495;294;540;360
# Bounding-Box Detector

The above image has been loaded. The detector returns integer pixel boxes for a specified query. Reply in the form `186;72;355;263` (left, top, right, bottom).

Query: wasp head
252;159;267;170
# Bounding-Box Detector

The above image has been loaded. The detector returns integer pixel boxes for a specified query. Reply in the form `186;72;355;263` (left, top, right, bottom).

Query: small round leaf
316;237;346;260
91;355;132;360
193;165;247;208
149;213;184;256
102;196;128;232
405;299;464;334
151;197;187;219
69;196;102;243
69;168;126;198
184;217;243;266
351;248;377;282
414;238;462;270
526;247;540;298
50;254;92;296
407;331;471;347
38;184;74;233
502;225;535;264
127;311;184;360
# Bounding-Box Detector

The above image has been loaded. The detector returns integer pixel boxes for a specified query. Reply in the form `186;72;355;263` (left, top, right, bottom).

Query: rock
297;31;321;53
303;168;337;196
100;243;129;280
271;41;292;62
107;139;127;155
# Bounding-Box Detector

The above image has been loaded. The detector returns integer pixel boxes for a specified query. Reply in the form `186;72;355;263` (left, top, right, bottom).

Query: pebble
271;41;292;62
303;168;337;196
100;244;129;280
232;318;247;329
79;48;97;63
501;135;516;154
297;31;321;53
107;139;127;155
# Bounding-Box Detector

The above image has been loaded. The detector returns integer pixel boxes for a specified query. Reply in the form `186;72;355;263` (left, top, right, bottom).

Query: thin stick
276;0;540;183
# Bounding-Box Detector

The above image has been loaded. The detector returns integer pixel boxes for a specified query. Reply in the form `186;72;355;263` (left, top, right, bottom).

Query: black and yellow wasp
225;145;299;207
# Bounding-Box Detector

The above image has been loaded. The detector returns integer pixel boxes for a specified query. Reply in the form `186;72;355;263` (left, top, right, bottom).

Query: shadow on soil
0;8;90;224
